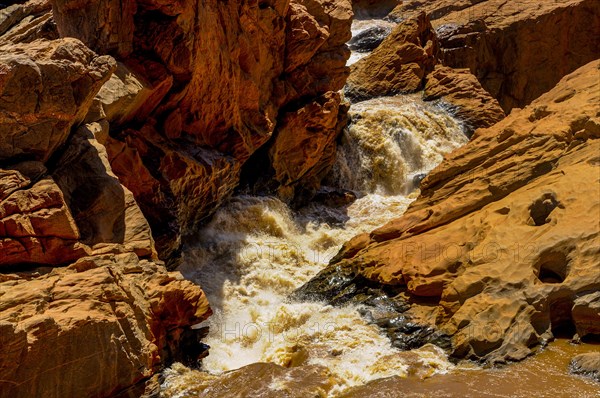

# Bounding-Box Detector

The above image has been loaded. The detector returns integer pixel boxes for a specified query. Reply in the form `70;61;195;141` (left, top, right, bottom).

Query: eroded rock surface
345;12;438;101
42;0;353;264
298;60;600;363
423;65;505;134
0;14;212;398
570;353;600;382
0;254;210;398
389;0;600;111
0;38;115;162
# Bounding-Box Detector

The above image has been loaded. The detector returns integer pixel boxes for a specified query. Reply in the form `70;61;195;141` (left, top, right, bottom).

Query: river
159;16;600;398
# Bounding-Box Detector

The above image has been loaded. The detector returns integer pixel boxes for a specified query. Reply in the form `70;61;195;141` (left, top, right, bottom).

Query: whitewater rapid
161;95;468;397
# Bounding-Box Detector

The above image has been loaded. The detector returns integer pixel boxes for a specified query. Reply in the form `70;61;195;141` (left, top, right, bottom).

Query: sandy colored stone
269;91;348;202
0;38;115;162
570;353;600;382
345;12;438;102
423;65;505;134
0;254;211;398
390;0;600;111
308;60;600;363
53;122;156;259
0;0;56;45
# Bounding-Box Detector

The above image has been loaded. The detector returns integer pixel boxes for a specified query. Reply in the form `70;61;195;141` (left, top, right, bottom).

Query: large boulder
570;353;600;382
297;60;600;363
0;38;115;162
0;254;210;398
269;91;348;203
423;65;505;134
345;12;438;102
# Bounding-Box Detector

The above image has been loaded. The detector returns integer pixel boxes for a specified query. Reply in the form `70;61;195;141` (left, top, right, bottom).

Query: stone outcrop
345;12;438;101
269;91;348;203
0;38;115;162
0;11;211;398
344;11;504;133
570;353;600;382
0;254;210;398
389;0;600;112
42;0;353;264
423;65;505;134
297;60;600;363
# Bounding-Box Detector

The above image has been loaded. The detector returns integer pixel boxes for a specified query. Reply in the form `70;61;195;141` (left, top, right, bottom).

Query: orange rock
269;91;348;202
0;38;115;163
0;254;210;398
423;65;505;133
390;0;600;112
318;60;600;363
345;12;438;101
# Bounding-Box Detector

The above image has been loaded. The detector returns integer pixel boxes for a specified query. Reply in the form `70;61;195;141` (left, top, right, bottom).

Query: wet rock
570;353;600;382
345;12;438;102
301;61;600;363
312;186;357;208
269;91;349;204
348;25;391;52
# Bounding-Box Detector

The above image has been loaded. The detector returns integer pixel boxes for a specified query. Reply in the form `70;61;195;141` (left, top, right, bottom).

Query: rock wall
344;11;506;134
297;60;600;364
45;0;353;265
389;0;600;112
0;0;352;396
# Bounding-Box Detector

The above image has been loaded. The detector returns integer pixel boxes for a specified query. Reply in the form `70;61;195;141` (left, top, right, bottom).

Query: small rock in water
349;26;391;53
412;173;427;188
570;353;600;382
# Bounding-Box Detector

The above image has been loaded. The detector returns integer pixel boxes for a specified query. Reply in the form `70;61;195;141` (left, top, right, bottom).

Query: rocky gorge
0;0;599;397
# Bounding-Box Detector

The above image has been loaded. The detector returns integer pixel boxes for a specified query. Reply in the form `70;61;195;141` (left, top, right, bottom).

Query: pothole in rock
549;298;576;338
534;248;571;284
528;192;562;226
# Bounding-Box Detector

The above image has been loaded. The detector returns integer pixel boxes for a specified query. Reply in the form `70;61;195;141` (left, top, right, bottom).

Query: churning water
161;96;468;397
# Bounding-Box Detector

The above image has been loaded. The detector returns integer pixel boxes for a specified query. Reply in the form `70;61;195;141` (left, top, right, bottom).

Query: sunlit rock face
388;0;600;112
44;0;353;266
299;60;600;364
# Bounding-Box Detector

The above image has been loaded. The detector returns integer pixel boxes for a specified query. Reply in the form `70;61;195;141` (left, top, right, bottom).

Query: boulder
423;65;505;134
0;38;115;162
269;91;348;203
0;254;211;398
298;60;600;363
570;353;600;382
345;12;438;102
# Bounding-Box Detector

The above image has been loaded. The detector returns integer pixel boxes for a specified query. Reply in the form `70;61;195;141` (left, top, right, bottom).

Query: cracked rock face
0;8;211;397
0;0;354;396
389;0;600;112
298;60;600;364
46;0;353;265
